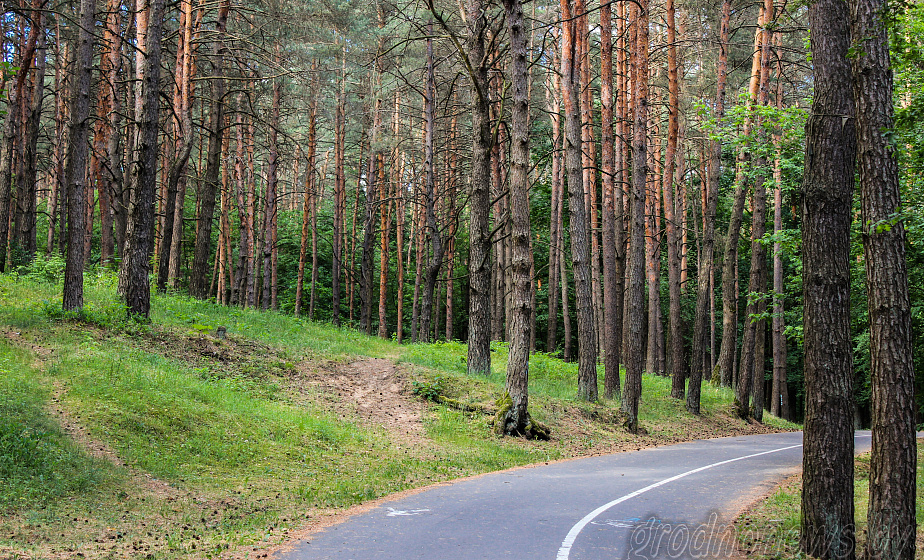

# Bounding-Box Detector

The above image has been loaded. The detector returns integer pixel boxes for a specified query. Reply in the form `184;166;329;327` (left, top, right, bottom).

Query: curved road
277;432;872;560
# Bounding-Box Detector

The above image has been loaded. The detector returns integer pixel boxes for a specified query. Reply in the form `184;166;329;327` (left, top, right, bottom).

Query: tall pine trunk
852;0;918;555
561;0;598;402
379;91;401;337
61;0;95;310
309;151;329;320
546;36;562;354
770;35;790;420
500;0;534;435
190;0;229;300
0;1;40;271
613;0;627;387
14;12;45;260
332;53;346;326
296;86;318;317
233;97;251;305
261;72;281;310
395;150;406;341
623;0;648;430
120;0;166;317
800;0;857;552
99;1;122;266
158;0;196;290
718;4;763;387
600;0;621;399
664;0;684;398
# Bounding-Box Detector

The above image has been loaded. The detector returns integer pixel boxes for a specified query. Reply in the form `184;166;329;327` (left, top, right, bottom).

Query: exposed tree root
493;393;551;441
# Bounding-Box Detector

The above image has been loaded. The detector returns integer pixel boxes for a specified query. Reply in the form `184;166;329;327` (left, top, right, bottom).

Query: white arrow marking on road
386;507;431;517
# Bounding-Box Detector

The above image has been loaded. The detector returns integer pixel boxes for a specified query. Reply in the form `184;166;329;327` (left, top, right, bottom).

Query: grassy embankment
0;267;796;559
736;444;924;557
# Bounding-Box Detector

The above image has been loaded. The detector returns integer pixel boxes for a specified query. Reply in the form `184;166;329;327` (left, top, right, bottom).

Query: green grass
0;340;115;511
0;270;799;559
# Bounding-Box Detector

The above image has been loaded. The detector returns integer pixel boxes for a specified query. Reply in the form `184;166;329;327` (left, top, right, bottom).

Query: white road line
554;443;802;560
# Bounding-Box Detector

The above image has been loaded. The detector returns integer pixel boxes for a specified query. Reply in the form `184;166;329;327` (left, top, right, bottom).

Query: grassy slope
0;272;796;559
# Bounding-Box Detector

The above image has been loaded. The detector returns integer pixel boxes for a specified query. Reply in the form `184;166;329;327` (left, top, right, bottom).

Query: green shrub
19;253;67;283
412;375;445;401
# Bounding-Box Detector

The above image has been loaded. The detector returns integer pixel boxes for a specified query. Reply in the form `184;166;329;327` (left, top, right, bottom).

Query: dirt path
296;358;428;445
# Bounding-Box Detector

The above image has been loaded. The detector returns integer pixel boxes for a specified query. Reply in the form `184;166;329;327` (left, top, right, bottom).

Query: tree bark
348;147;363;321
645;172;662;375
800;0;857;552
613;0;627;388
462;0;493;374
217;138;232;304
233;97;251;305
664;0;684;398
499;0;533;436
379;91;401;338
261;73;281;310
852;0;918;555
13;11;45;260
189;0;229;300
0;0;40;272
394;150;406;341
546;36;562;355
309;151;329;320
491;128;506;343
750;265;768;421
47;34;69;255
99;0;122;267
296;85;318;317
332;52;346;326
120;0;166;317
578;6;602;358
158;0;196;290
444;108;459;342
61;0;95;310
560;223;572;361
623;0;648;429
770;33;790;421
746;1;776;422
687;145;718;413
360;124;381;333
561;0;598;402
600;0;621;400
411;176;424;341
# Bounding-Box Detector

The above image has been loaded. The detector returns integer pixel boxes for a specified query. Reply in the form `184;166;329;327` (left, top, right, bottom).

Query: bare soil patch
295;358;428;445
127;328;429;447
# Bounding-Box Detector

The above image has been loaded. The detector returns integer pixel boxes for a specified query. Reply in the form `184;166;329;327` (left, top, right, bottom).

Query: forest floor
0;273;797;560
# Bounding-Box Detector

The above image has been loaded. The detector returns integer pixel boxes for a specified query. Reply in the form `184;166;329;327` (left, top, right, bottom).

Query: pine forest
3;0;924;555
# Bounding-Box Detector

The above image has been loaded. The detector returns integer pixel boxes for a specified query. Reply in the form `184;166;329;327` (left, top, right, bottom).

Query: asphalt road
276;431;872;560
